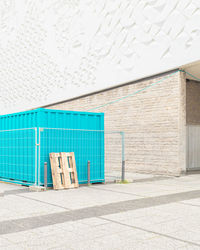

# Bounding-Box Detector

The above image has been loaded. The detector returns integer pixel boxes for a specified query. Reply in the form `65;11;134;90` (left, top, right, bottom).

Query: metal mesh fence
0;128;124;186
105;132;124;183
39;128;104;185
39;128;124;185
0;128;37;185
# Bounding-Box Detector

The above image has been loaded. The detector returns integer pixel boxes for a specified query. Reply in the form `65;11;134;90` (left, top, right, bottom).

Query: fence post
44;162;47;188
120;132;125;182
35;128;38;186
87;160;90;185
38;128;41;186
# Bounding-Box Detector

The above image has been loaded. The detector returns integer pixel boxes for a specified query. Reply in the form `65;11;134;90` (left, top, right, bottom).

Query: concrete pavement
0;174;200;249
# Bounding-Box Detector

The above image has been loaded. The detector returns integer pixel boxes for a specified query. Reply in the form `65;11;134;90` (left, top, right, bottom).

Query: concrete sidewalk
1;174;200;249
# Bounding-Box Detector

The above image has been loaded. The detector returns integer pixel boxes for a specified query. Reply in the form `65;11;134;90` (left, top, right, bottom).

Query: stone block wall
47;71;186;176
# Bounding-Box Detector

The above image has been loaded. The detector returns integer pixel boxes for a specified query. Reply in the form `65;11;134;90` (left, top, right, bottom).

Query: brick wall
186;80;200;125
47;71;186;176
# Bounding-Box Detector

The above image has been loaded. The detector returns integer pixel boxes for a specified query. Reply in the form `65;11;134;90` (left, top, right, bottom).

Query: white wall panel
0;0;200;114
187;125;200;170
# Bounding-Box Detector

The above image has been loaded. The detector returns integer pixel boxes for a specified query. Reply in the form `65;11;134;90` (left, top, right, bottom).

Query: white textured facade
0;0;200;114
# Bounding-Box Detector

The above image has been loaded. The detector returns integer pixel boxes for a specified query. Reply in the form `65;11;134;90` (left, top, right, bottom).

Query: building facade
0;0;200;175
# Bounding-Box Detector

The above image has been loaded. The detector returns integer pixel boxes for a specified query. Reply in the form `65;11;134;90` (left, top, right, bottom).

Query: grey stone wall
47;71;186;176
186;80;200;125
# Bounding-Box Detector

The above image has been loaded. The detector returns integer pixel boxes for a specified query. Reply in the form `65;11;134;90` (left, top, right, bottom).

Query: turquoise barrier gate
38;128;104;186
0;127;105;186
0;127;126;186
0;128;37;185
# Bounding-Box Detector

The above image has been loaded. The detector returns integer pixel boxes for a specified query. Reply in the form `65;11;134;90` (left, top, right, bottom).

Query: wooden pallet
50;152;79;190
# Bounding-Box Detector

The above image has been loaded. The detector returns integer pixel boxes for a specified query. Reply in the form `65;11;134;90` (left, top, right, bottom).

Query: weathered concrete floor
1;174;200;249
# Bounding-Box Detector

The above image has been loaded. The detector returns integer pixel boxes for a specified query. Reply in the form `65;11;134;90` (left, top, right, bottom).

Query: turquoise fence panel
0;128;37;185
39;128;104;185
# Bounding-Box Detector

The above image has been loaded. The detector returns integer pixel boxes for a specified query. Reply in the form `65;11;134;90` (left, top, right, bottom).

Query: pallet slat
49;154;64;190
50;152;79;190
60;152;74;189
70;152;79;188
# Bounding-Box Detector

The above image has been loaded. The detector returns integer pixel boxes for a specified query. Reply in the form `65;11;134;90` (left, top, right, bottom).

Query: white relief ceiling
0;0;200;114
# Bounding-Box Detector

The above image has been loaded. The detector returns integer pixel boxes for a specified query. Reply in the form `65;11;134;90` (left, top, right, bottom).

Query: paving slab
19;186;141;210
0;174;200;249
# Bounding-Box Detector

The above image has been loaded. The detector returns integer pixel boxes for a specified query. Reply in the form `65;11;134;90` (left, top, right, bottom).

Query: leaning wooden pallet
50;152;79;190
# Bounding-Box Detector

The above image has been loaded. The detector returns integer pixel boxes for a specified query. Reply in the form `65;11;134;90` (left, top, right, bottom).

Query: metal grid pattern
105;132;125;183
39;128;105;186
39;128;124;185
0;127;124;186
0;128;37;185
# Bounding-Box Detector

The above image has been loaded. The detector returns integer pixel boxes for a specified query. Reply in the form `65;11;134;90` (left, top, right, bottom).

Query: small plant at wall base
119;180;129;184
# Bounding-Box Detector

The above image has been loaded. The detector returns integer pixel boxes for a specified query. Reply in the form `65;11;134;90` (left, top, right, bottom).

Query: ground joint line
99;217;200;247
